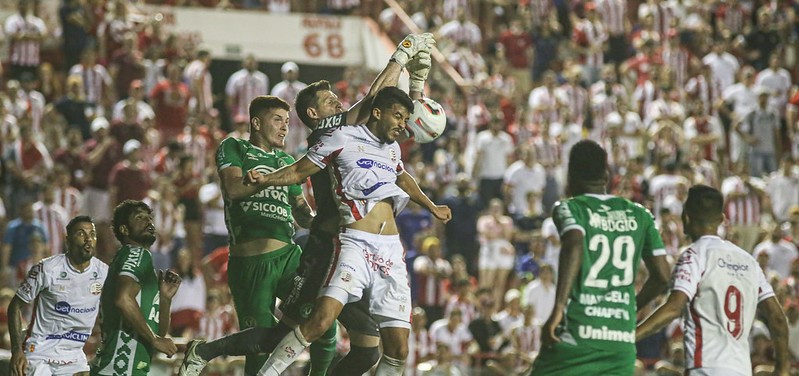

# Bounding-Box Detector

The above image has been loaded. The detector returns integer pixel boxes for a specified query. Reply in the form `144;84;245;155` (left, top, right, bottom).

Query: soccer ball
406;98;446;143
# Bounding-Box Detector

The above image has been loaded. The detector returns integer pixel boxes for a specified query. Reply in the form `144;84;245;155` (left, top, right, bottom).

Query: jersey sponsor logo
45;358;77;365
587;208;639;232
45;330;90;343
578;325;635;343
578;291;631;305
355;158;395;173
121;248;143;274
240;201;290;217
555;203;576;227
717;257;750;273
90;282;102;295
318;113;344;130
58;272;68;279
55;301;97;315
361;181;389;196
338;262;356;272
584;306;630;320
365;250;395;276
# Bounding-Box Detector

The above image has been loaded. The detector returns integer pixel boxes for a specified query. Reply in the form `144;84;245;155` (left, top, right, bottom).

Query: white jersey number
585;234;635;288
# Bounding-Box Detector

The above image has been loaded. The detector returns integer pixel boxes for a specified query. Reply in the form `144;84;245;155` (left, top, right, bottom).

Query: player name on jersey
587;208;639;232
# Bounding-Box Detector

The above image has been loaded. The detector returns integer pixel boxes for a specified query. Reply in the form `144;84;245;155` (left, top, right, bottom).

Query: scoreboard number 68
304;32;345;59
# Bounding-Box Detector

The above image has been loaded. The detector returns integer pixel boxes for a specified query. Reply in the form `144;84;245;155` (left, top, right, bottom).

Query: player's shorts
479;239;515;270
530;341;635;376
28;353;90;376
83;187;110;222
228;244;301;329
321;228;411;329
280;231;379;337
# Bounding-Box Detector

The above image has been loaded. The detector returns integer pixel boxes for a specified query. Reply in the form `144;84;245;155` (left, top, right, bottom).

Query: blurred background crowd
0;0;796;375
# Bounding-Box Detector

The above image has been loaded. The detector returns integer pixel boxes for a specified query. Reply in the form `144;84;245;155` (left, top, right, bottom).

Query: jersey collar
584;193;615;200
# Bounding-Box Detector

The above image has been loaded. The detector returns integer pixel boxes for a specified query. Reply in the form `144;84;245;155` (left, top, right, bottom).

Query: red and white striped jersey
33;202;68;256
445;296;477;325
68;64;112;106
715;4;747;35
511;323;541;356
597;0;626;36
406;328;431;376
649;173;689;220
528;0;553;27
177;132;209;176
639;2;673;42
721;176;762;226
632;80;656;116
660;46;691;87
442;0;471;21
429;319;473;356
413;256;452;307
685;75;722;117
555;84;588;125
184;59;213;113
573;19;607;67
528;86;559;125
327;0;359;10
672;236;774;375
15;90;45;136
198;305;236;341
53;187;83;219
225;69;269;122
4;13;46;66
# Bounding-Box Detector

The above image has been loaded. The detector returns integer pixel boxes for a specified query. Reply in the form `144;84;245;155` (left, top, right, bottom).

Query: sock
308;324;337;376
375;355;406;376
256;326;311;376
330;345;380;376
196;322;292;361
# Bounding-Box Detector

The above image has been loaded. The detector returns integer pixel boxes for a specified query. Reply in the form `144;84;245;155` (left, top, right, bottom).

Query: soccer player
637;185;790;376
90;200;182;376
8;215;107;376
179;33;435;376
531;140;671;375
251;86;451;376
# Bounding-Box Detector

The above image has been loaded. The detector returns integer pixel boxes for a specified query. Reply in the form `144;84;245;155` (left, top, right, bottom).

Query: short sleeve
224;73;237;96
306;129;347;169
15;261;46;303
551;200;584;236
671;248;703;301
755;264;775;302
216;138;242;171
641;208;667;257
118;247;152;283
4;16;16;35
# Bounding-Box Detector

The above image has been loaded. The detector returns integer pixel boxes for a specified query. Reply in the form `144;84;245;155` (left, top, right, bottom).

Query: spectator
270;61;307;155
742;10;781;71
51;165;83;218
424;344;464;376
702;37;740;92
785;299;799;361
467;290;501;365
721;160;766;252
170;247;206;337
437;8;481;50
109;139;151;209
32;185;68;257
184;48;213;116
494;289;523;336
766;157;799;222
753;226;799;279
522;264;556;324
199;172;227;255
4;123;52;218
473;115;514;206
17;73;46;136
503;147;546;219
736;86;781;177
225;54;269;125
414;237;452;324
69;48;114;117
507;304;540;373
52;74;93;140
0;201;46;286
430;308;474;368
572;2;607;84
150;64;190;143
477;198;515;309
407;307;432;376
109;33;146;100
5;0;46;80
441;174;481;273
112;80;155;124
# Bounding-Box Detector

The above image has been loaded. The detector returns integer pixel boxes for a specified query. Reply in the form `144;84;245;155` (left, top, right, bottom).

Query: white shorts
28;354;89;375
479;239;515;270
83;187;110;222
321;228;411;329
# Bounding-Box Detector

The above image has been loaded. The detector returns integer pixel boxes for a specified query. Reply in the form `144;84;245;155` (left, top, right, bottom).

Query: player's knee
351;345;380;367
381;341;408;360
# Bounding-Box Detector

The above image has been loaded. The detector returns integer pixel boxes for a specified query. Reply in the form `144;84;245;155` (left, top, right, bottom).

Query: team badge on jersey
389;149;397;163
90;282;102;295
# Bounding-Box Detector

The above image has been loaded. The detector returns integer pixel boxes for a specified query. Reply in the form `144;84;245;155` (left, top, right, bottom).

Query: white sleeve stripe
307;155;327;170
217;163;233;171
14;293;31;304
559;224;585;236
757;291;776;303
651;248;667;256
119;271;139;283
671;286;695;299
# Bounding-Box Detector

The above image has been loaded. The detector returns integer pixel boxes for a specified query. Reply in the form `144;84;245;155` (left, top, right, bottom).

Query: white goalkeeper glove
390;33;435;68
407;50;432;92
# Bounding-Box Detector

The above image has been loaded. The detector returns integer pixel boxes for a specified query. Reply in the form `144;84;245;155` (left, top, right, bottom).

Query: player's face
259;108;290;149
67;221;97;263
315;90;344;119
126;208;156;247
374;103;410;143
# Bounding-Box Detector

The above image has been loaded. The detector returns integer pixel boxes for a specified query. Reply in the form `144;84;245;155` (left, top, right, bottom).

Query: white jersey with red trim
306;124;410;224
15;255;108;362
671;235;774;375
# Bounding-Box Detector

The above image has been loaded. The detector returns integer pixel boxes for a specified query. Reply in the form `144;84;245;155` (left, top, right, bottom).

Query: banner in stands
143;6;389;69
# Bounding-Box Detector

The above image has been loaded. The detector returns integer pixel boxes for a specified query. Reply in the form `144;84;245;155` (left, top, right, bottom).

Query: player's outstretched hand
431;205;452;223
391;33;436;67
10;350;26;376
158;269;182;301
407;50;432;92
541;309;564;349
153;336;177;357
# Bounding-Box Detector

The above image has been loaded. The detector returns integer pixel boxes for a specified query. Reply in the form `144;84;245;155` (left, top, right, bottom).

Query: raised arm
396;170;451;223
245;156;322;190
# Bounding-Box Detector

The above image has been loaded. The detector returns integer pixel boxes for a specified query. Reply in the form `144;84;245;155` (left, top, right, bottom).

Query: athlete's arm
396;171;451;223
8;296;27;376
541;228;584;347
246;156;322;189
291;193;315;229
347;61;403;125
636;254;671;310
635;290;687;340
115;275;177;356
219;166;265;201
758;296;790;375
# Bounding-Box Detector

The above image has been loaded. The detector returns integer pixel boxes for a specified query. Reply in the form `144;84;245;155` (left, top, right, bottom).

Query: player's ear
372;107;381;120
307;107;318;120
118;225;129;236
251;117;259;131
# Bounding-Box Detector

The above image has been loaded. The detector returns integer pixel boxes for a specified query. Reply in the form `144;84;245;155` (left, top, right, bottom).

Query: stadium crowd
0;0;797;375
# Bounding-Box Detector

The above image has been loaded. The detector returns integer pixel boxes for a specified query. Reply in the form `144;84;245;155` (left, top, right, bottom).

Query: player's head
566;140;609;196
368;87;413;144
65;215;96;263
249;95;290;149
682;185;724;240
112;200;156;246
295;80;344;130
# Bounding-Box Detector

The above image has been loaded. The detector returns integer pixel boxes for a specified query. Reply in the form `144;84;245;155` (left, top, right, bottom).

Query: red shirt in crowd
108;160;151;202
82;138;122;190
150;79;189;140
499;29;533;69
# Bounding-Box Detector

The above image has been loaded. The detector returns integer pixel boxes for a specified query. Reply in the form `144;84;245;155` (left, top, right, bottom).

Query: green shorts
531;341;635;376
228;244;302;329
